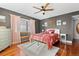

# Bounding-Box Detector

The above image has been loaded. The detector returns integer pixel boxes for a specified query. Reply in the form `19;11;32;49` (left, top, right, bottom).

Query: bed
29;29;60;49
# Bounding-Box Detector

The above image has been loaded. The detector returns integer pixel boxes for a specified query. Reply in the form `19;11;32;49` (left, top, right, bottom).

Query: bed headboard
46;28;60;34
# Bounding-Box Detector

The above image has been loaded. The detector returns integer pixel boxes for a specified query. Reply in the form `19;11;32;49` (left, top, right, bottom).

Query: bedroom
0;3;79;56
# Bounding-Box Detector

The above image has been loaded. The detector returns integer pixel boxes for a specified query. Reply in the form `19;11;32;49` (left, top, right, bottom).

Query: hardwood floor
56;39;79;56
0;39;79;56
0;44;20;56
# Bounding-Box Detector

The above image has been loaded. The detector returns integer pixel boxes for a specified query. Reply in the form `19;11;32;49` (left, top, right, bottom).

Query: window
20;18;28;32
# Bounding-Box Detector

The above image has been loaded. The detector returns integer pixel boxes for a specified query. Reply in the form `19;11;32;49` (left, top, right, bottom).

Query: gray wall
40;11;79;40
35;20;41;33
1;7;79;39
40;17;56;31
56;15;73;41
0;8;40;33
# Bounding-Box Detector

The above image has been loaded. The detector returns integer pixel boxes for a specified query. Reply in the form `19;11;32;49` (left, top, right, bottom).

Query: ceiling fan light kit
43;12;45;15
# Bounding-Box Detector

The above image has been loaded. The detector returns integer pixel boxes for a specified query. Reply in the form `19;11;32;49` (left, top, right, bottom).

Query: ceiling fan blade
33;6;41;10
44;3;50;8
34;10;42;14
45;9;54;11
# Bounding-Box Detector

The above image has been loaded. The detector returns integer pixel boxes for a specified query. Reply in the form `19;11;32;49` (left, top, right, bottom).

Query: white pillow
54;29;60;34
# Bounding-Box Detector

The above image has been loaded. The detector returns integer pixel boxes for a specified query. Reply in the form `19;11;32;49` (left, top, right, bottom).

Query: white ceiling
0;3;79;20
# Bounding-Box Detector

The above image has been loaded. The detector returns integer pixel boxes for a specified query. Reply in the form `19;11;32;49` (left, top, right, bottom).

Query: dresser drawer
0;39;10;46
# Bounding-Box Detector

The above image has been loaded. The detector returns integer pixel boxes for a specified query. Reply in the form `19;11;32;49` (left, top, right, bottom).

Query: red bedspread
29;33;60;49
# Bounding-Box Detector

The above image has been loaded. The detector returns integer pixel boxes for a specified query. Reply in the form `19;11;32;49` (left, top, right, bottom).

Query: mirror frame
76;23;79;33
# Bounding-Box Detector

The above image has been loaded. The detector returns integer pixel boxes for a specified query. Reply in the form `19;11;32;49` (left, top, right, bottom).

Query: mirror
76;23;79;33
0;15;6;26
0;15;6;22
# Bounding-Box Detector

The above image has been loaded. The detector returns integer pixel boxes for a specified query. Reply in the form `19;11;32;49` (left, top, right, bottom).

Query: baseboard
66;40;72;45
60;40;72;45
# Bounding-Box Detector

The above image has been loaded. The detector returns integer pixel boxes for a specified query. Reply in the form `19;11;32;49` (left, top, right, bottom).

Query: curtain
10;14;21;44
28;19;35;34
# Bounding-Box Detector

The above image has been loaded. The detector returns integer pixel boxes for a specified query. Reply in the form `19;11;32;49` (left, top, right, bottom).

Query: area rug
18;41;59;56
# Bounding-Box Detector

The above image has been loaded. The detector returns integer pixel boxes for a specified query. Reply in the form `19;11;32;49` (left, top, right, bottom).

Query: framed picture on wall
63;21;66;25
57;20;61;26
44;22;48;27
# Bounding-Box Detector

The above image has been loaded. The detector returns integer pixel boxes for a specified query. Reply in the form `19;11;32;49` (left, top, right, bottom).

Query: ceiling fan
33;3;54;15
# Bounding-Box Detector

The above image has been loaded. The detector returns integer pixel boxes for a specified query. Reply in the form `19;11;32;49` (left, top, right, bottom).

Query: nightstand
60;34;72;45
60;34;67;44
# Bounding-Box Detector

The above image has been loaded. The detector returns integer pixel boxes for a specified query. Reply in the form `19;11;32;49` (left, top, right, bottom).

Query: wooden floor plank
0;39;79;56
